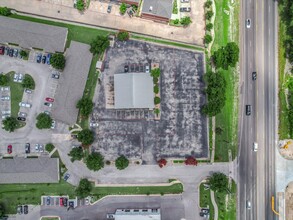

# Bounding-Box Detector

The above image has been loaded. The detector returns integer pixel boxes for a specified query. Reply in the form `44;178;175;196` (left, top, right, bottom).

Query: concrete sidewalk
0;0;205;45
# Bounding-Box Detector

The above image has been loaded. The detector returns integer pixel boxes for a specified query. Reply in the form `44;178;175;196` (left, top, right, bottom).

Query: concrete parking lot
92;40;207;164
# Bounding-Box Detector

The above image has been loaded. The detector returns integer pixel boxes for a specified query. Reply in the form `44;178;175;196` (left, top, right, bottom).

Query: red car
59;197;64;206
7;145;12;154
0;46;4;55
45;97;54;102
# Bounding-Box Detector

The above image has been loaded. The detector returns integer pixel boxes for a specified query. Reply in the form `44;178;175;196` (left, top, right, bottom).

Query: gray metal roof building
141;0;173;19
52;41;92;125
0;157;59;184
114;73;155;109
0;16;68;53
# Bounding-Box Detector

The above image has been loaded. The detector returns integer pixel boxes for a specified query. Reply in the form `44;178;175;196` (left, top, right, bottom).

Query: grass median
0;180;183;214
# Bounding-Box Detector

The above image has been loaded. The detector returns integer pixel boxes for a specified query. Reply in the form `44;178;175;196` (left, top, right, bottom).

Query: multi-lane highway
238;0;278;219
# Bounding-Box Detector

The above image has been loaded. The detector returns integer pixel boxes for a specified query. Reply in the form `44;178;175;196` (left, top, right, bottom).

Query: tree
75;178;92;198
180;16;192;26
212;42;239;70
85;152;104;171
77;129;95;145
154;97;161;105
153;77;158;84
154;108;160;116
154;85;159;94
76;98;94;117
205;10;214;20
90;36;110;56
115;155;129;170
76;0;85;11
22;74;35;89
50;53;66;70
206;23;213;31
45;143;55;152
184;156;198;165
204;34;213;44
68;147;84;162
20;50;28;58
202;71;227;116
208;172;228;193
204;0;212;8
2;117;18;132
119;3;127;15
0;7;11;16
157;158;167;168
117;30;129;41
173;19;180;24
36;113;53;129
151;68;161;78
0;74;9;86
0;203;5;217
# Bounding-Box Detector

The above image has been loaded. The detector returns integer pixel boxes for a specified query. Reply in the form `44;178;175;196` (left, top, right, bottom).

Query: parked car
18;112;27;117
25;89;33;94
51;120;56;129
0;87;9;91
7;145;12;154
36;54;42;63
63;198;68;207
60;197;64;206
25;143;30;154
47;53;51;65
69;201;74;208
42;55;46;64
19;102;32;108
44;102;52;107
5;47;9;55
17;117;26;121
51;73;60;79
35;144;40;152
180;7;191;12
18;73;23;82
180;0;189;2
9;48;14;57
13;48;18;57
63;173;70;181
107;4;112;13
39;144;44;152
1;96;10;101
23;205;28;214
17;205;23;214
44;110;51;116
0;46;4;55
145;64;150;73
45;97;54;102
124;65;129;73
46;196;51;205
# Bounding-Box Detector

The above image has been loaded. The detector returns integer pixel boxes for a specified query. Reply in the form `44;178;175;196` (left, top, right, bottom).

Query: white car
19;102;32;108
145;64;150;73
13;73;18;82
246;19;251;28
51;120;56;129
1;96;10;101
253;142;258;152
0;87;10;91
35;144;39;152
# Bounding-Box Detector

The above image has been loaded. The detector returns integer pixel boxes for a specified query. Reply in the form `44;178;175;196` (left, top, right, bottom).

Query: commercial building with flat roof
114;73;155;109
0;157;59;184
0;16;68;53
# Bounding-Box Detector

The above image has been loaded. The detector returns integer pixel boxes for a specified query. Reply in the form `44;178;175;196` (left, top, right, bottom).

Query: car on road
246;19;251;28
42;55;46;64
253;142;258;152
45;97;54;102
1;96;10;101
107;4;112;13
0;46;4;55
246;200;251;209
252;72;257;80
25;89;33;94
7;145;12;154
64;173;70;181
44;102;53;107
246;105;251;116
23;205;28;214
17;117;26;121
36;54;42;63
47;53;51;65
25;143;30;154
46;196;51;205
19;102;32;108
35;144;40;152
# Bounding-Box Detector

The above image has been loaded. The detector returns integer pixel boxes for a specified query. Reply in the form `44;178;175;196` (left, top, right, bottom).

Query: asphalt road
238;0;278;219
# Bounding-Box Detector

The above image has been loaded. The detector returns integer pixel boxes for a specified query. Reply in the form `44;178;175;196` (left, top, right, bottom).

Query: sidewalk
0;0;205;45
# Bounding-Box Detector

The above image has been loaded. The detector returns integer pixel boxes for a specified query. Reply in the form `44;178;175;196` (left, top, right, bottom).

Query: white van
253;142;258;152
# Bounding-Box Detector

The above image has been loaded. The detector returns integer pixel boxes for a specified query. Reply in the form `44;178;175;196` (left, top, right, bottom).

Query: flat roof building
114;73;155;109
0;16;68;53
107;208;161;220
0;157;59;184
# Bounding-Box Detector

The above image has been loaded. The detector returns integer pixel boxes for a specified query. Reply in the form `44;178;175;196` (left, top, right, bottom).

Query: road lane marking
250;41;252;47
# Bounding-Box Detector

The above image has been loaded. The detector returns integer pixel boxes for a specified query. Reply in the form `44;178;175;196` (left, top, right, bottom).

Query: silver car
246;19;251;28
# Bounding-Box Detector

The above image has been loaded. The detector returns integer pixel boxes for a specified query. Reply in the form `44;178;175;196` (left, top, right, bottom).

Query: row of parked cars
0;46;23;58
36;53;51;64
17;205;29;215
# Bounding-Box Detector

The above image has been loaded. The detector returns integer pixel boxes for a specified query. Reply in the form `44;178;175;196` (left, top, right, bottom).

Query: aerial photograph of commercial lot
0;0;291;219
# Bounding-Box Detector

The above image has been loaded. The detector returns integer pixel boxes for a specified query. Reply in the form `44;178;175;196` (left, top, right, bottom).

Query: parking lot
92;40;207;164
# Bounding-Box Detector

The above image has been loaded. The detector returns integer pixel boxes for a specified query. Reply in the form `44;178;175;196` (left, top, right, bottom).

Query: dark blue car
36;54;42;63
47;53;51;65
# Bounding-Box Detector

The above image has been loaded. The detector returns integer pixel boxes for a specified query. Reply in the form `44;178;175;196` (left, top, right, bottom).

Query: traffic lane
40;195;185;220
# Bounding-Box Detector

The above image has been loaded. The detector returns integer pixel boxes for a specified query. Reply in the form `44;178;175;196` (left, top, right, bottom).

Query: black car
180;7;191;12
5;47;9;55
36;54;42;63
69;201;74;208
107;4;112;13
42;55;46;64
17;117;26;121
23;205;28;214
9;48;14;57
63;198;68;207
25;143;30;154
46;196;51;205
52;73;60;79
64;173;70;181
124;65;129;72
246;105;251;116
17;206;23;214
252;72;257;80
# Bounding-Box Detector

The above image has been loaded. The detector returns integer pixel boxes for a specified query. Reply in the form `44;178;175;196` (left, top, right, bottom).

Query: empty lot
93;40;207;164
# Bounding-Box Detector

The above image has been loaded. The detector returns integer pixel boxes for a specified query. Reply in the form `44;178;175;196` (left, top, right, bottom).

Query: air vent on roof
149;6;153;11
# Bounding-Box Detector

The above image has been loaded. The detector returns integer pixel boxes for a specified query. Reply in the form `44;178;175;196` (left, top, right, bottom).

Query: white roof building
108;208;161;220
114;73;155;109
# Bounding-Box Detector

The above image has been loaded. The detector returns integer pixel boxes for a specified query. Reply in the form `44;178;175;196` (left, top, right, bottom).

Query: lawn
199;183;214;220
0;181;183;214
212;0;239;162
278;8;290;139
6;71;24;117
214;181;237;220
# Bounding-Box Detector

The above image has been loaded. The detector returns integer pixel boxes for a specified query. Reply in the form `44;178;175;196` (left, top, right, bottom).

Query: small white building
107;208;161;220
